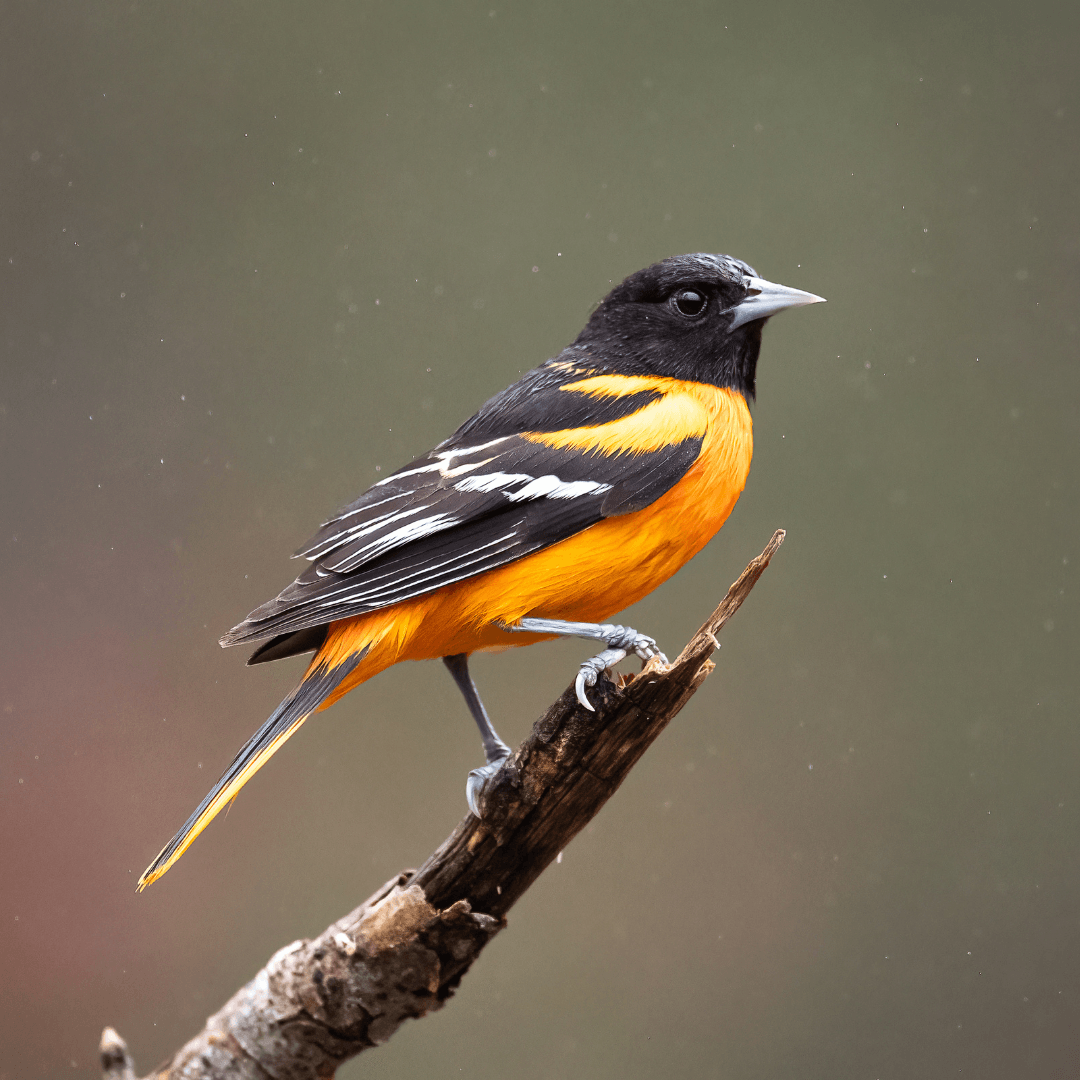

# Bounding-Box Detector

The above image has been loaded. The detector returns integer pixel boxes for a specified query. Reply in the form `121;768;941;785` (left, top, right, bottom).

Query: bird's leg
443;653;511;817
507;617;668;711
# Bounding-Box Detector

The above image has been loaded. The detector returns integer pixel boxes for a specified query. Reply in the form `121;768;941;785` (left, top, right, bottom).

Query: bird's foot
506;617;668;711
574;624;668;710
466;751;511;818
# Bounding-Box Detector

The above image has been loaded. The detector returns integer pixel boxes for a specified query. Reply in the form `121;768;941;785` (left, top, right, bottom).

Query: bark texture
102;529;784;1080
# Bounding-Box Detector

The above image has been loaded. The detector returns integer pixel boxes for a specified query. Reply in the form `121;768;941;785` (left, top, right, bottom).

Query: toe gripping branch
510;618;669;711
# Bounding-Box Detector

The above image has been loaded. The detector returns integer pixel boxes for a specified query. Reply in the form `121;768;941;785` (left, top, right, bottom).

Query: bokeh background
3;1;1078;1077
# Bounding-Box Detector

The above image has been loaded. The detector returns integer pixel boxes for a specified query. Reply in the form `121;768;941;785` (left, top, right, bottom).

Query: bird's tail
136;640;372;891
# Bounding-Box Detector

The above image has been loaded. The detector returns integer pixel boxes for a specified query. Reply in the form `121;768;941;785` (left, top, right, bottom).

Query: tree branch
103;529;784;1080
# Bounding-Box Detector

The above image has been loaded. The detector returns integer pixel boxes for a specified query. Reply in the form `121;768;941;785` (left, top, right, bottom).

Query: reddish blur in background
2;3;1078;1078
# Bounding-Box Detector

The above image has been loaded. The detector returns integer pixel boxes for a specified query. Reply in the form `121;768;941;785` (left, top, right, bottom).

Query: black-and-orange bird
138;253;823;889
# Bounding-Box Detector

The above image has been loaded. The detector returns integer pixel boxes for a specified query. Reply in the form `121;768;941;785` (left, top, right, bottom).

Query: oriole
138;252;824;890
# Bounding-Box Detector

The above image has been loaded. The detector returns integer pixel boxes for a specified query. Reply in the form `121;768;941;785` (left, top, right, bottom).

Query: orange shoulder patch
526;377;723;456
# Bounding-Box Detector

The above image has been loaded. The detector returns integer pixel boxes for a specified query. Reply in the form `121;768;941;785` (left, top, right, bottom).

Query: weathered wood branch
102;530;785;1080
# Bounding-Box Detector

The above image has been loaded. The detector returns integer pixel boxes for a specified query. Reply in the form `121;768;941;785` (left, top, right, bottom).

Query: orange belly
318;382;752;704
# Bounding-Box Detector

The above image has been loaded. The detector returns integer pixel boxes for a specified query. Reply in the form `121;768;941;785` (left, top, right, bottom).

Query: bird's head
573;252;825;398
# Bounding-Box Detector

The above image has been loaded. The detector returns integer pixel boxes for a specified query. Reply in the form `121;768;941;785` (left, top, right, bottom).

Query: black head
572;253;824;399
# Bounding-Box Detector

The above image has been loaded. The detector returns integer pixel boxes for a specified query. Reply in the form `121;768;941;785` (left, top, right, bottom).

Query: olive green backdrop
2;2;1078;1077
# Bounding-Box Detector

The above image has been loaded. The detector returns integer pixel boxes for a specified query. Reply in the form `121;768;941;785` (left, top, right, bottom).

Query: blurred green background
2;1;1078;1077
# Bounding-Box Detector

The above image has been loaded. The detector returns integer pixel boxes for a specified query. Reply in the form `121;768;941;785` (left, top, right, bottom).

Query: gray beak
727;275;826;330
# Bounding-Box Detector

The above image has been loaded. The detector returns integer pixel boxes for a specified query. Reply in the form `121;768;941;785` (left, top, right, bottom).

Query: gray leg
507;618;668;711
443;653;511;817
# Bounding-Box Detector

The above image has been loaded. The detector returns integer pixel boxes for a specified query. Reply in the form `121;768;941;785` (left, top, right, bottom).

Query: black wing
222;352;703;652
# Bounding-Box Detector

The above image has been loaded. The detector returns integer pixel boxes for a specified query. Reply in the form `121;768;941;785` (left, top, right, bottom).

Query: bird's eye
672;289;707;317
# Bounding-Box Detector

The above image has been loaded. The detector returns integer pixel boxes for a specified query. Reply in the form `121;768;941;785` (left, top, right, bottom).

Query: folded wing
221;355;706;650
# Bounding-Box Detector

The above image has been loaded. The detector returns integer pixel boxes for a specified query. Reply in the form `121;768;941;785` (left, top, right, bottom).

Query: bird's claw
575;647;628;710
466;753;510;818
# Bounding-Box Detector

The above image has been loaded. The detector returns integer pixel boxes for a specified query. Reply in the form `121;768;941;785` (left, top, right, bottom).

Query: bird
137;252;824;890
